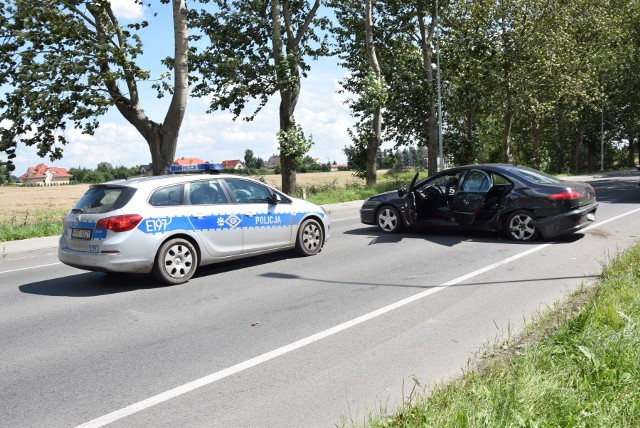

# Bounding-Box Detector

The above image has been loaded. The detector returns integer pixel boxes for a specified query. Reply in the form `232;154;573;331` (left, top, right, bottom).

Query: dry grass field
0;171;364;224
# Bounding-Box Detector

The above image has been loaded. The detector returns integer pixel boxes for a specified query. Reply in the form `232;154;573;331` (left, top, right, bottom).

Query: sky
9;0;358;176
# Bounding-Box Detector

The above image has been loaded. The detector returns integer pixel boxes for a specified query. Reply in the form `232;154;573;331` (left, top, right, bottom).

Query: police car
58;166;329;285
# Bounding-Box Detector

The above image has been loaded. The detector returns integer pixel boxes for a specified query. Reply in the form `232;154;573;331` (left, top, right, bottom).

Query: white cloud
110;0;144;20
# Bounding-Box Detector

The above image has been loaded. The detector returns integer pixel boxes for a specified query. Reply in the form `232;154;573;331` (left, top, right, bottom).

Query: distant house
173;157;206;166
265;155;280;169
19;164;73;186
221;159;245;170
330;163;350;171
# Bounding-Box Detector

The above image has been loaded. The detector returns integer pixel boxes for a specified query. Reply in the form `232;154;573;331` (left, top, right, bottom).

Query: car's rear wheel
295;218;324;256
153;238;198;285
376;206;402;233
506;210;539;241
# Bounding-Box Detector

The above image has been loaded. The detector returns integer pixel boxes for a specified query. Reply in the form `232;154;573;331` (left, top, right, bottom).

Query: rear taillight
95;214;143;232
548;190;583;200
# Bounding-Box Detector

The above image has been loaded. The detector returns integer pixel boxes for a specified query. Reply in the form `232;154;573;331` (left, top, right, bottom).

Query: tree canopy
0;0;188;175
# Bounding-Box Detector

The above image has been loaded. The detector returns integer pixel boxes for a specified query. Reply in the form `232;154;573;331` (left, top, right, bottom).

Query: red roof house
221;160;245;170
173;157;206;166
19;164;73;186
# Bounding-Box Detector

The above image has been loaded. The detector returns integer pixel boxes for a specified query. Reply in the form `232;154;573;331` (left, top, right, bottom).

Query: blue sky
10;0;358;175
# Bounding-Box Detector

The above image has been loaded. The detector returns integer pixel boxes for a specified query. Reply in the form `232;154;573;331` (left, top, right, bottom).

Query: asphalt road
1;175;640;428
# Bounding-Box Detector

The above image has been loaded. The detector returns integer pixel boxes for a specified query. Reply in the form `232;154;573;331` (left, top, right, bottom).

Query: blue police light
169;163;223;174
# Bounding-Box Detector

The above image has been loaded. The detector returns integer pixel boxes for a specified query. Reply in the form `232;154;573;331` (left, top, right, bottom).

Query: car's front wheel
376;206;402;233
505;210;539;241
295;218;324;256
153;238;198;285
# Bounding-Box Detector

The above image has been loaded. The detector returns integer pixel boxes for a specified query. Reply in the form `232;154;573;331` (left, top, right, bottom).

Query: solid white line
0;262;61;274
75;206;640;427
582;207;640;231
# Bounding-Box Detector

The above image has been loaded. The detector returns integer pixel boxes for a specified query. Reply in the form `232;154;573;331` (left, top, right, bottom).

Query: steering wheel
422;185;445;202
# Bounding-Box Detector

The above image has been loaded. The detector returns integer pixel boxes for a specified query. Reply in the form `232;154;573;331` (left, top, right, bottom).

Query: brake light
95;214;143;232
548;190;583;200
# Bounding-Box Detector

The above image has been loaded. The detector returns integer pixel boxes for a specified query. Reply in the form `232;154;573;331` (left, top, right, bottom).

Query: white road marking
0;262;61;274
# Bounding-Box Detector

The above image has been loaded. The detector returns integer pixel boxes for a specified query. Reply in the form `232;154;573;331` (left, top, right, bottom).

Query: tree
244;149;256;170
190;0;329;194
362;0;385;186
0;0;188;175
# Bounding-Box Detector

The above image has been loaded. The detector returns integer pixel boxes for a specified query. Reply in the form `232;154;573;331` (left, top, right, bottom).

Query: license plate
587;213;596;221
71;228;92;240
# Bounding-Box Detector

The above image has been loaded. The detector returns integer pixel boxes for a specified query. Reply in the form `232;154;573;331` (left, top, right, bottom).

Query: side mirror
398;187;408;197
269;193;282;204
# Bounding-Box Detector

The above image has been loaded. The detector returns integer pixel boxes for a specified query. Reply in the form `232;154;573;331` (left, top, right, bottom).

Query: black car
360;164;598;241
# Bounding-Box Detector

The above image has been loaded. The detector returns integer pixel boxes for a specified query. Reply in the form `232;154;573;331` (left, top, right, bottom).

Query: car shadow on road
344;226;585;247
19;251;300;297
19;272;164;297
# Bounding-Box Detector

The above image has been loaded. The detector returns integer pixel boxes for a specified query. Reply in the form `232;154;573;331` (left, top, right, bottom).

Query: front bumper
359;201;378;225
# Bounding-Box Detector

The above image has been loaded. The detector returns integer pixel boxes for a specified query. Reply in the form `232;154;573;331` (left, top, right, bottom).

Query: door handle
246;212;256;218
193;213;207;219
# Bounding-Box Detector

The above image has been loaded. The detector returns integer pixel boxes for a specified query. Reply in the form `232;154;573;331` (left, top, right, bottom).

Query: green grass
358;242;640;428
0;209;66;242
301;177;410;205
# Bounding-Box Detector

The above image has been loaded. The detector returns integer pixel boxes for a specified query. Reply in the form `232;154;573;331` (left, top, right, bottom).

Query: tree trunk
270;0;319;195
628;132;636;167
279;94;298;195
501;108;514;163
90;0;188;176
364;0;382;186
575;119;585;174
465;110;474;164
554;107;565;173
531;115;544;169
417;4;438;176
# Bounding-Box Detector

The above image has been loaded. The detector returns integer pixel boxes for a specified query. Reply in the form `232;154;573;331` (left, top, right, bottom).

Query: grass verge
361;241;640;427
0;209;66;242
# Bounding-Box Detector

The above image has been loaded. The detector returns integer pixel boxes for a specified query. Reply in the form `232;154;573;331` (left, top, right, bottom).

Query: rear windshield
506;166;562;184
72;186;136;214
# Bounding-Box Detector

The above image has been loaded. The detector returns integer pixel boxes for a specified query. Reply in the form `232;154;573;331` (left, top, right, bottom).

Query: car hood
366;190;402;202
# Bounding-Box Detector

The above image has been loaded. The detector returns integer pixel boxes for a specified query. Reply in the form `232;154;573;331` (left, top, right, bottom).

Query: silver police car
58;173;329;285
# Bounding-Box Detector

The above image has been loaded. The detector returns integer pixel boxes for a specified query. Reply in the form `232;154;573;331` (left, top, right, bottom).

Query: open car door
452;169;492;225
401;171;421;227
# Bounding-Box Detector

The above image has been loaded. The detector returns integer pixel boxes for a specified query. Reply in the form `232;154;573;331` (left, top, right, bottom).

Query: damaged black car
360;164;598;241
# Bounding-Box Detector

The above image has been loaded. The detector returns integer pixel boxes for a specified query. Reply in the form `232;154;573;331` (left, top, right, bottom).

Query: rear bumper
534;202;598;239
58;237;154;274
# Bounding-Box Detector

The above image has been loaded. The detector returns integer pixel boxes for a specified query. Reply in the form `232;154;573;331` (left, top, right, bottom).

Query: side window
149;184;184;206
189;180;228;205
492;173;512;186
460;170;491;192
225;178;272;204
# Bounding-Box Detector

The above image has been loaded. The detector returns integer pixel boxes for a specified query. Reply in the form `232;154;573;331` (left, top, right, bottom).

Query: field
0;171;366;224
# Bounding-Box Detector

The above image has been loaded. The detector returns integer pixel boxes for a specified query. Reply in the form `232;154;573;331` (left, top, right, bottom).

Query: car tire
376;206;402;233
295;218;324;256
153;238;198;285
505;210;539;241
